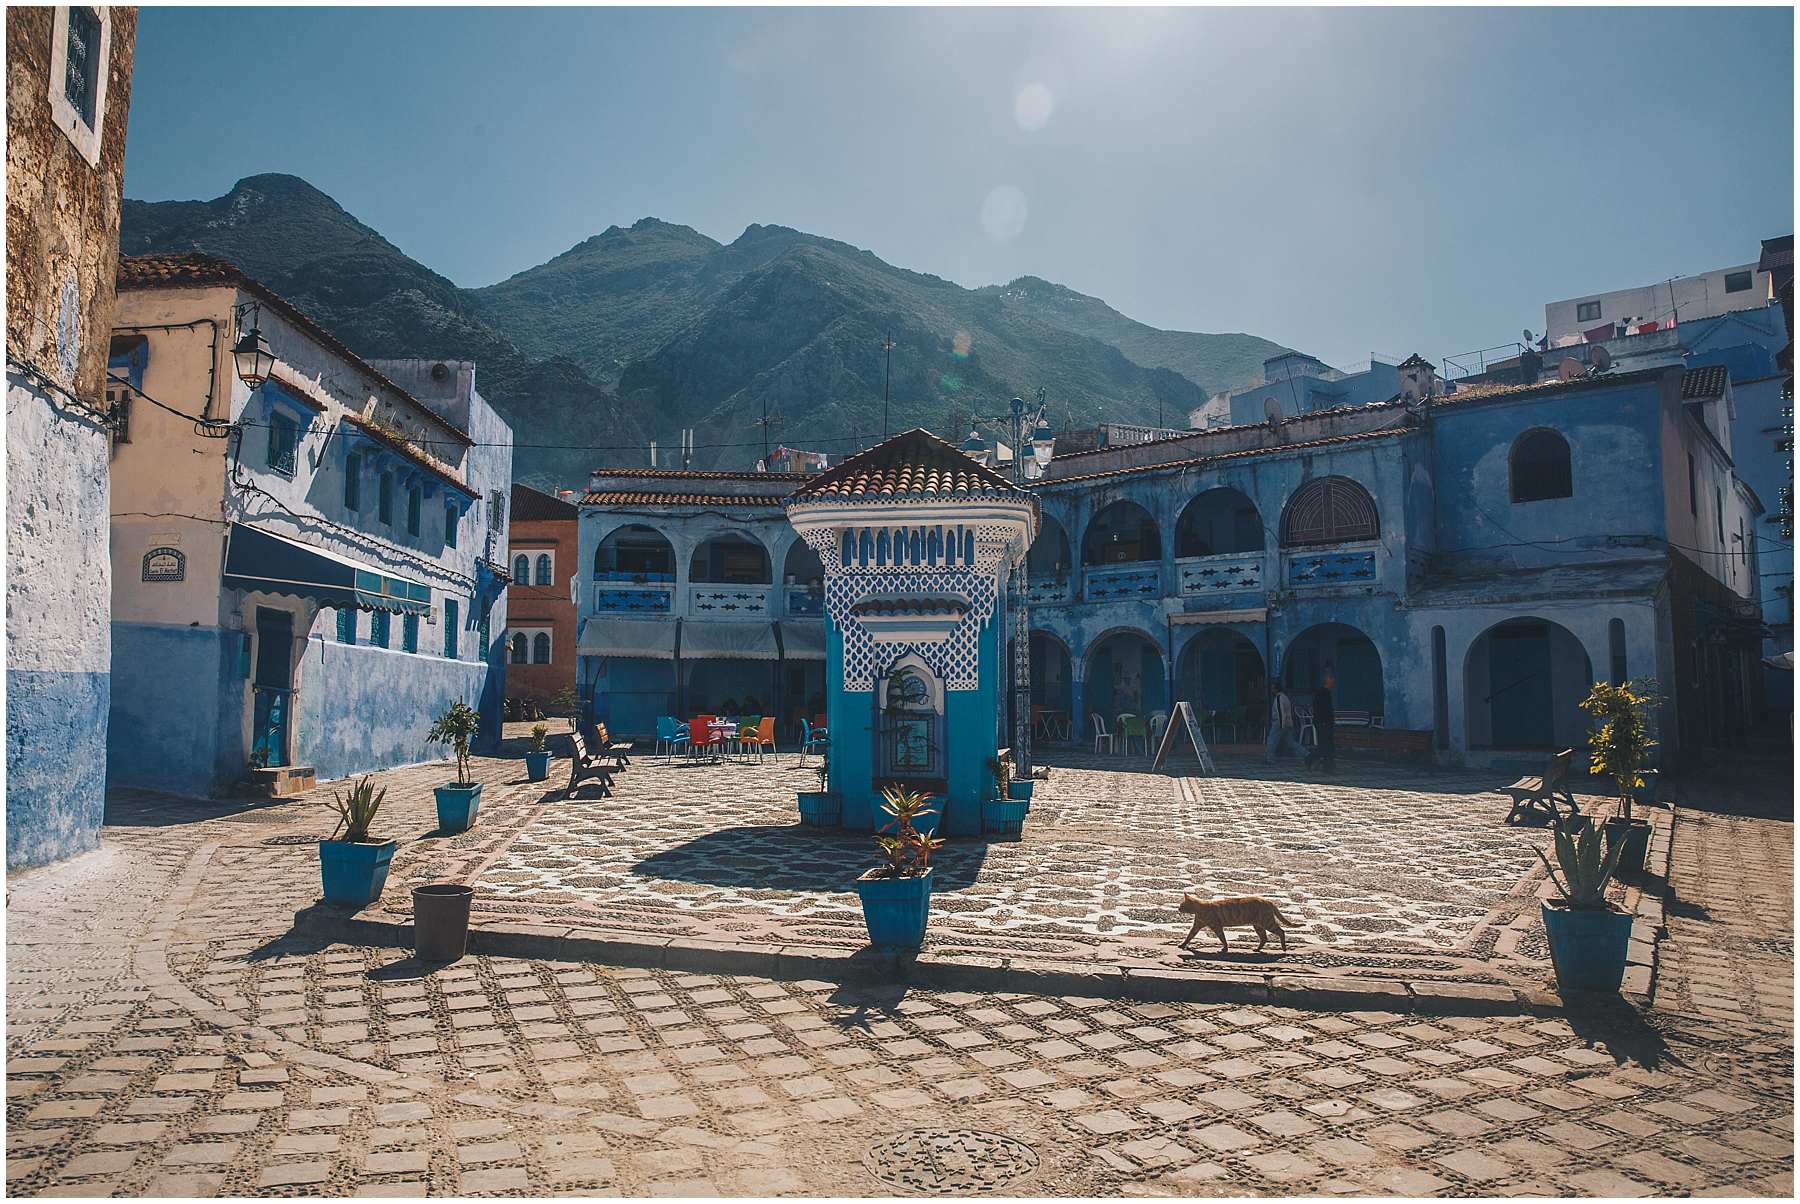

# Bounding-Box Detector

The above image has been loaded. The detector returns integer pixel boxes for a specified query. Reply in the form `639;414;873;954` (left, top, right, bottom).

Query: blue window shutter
444;599;459;658
403;614;419;653
371;611;390;648
337;609;356;645
445;503;457;549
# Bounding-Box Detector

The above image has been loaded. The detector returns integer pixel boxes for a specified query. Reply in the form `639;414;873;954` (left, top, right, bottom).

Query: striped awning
576;617;677;660
679;620;779;661
777;621;826;660
221;523;430;616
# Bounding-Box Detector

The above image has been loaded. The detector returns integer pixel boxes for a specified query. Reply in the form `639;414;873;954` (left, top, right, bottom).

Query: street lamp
231;323;275;389
963;389;1055;776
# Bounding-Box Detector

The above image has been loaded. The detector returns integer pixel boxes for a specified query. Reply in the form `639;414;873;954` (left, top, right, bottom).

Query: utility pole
881;334;896;439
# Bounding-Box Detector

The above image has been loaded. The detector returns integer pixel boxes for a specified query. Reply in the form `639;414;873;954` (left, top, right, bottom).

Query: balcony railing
689;584;774;617
593;582;672;613
1082;563;1162;601
1286;548;1378;587
1023;573;1071;605
1175;551;1263;597
785;584;824;616
594;568;675;585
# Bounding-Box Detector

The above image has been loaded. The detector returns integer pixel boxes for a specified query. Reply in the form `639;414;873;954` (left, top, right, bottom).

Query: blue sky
124;6;1793;371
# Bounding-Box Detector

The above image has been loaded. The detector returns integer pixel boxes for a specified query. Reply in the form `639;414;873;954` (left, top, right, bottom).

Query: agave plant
325;775;386;843
1535;823;1625;910
872;786;942;879
529;723;549;752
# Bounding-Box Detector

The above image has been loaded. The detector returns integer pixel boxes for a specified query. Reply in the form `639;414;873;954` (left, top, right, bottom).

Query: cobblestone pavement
379;746;1601;986
6;747;1792;1197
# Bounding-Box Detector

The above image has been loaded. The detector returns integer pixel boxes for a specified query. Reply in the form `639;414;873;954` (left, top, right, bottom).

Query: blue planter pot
1541;901;1633;994
855;867;933;948
435;783;482;834
1603;817;1652;877
318;839;396;909
525;750;551;782
982;797;1030;838
1007;780;1035;803
797;791;841;827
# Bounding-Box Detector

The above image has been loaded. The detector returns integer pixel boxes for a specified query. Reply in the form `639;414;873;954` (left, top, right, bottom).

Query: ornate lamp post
963;390;1055;776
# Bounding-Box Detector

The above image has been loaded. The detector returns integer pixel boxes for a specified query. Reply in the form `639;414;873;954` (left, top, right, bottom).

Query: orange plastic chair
748;716;776;761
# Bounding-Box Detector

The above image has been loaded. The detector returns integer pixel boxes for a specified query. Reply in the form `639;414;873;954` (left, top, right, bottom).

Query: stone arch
1279;476;1379;547
1463;616;1593;750
1081;500;1161;565
1175;487;1265;557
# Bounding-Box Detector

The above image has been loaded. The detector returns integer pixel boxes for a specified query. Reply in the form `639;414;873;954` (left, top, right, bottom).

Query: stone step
248;765;317;798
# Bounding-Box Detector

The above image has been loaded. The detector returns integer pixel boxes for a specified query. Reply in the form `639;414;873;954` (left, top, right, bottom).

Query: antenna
880;334;896;439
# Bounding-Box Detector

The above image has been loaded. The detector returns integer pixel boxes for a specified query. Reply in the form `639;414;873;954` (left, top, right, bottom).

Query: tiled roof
1035;426;1413;488
581;491;791;508
1429;364;1671;408
117;253;473;447
1049;400;1409;462
588;467;809;482
1396;353;1435;370
511;482;577;522
788;428;1024;501
339;412;479;499
1681;363;1729;400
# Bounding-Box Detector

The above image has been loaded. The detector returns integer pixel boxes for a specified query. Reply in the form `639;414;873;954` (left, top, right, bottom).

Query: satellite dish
1263;396;1284;424
1558;358;1584;381
1591;345;1614;373
1522;329;1535;345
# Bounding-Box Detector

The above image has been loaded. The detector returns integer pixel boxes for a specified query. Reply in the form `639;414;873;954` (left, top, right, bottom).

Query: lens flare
952;331;972;359
938;372;964;393
1014;82;1054;131
980;186;1028;242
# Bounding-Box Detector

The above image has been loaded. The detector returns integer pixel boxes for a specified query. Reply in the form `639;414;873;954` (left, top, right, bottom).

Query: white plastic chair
1295;706;1317;749
1090;712;1115;755
1149;710;1168;752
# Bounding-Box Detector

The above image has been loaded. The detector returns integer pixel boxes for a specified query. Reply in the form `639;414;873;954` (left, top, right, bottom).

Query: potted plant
1580;679;1657;875
982;756;1029;838
318;776;395;908
854;786;943;948
797;754;841;827
1536;821;1631;993
428;700;482;833
525;723;552;782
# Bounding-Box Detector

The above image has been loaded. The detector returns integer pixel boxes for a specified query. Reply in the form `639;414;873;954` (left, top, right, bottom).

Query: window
443;599;459;659
1725;269;1754;294
1576;300;1602;323
370;611;391;648
533;632;552;664
266;413;299;476
49;6;109;165
478;612;490;662
336;609;356;645
535;553;554;586
444;503;457;549
510;632;528;664
406;486;422;537
106;335;145;445
1509;429;1573;503
343;452;362;511
1688;453;1698;516
378;472;394;525
1279;476;1379;547
403;613;419;654
513;553;530;582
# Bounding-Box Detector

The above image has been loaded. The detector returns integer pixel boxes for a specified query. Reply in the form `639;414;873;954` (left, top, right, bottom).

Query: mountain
120;175;1294;481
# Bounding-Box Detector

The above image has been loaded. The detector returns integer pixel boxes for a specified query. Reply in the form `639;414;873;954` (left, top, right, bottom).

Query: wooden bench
591;722;632;768
565;727;615;799
1501;748;1583;829
1334;709;1376;728
1335;726;1433;761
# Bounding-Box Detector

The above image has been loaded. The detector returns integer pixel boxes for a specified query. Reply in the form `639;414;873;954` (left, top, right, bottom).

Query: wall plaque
142;546;185;583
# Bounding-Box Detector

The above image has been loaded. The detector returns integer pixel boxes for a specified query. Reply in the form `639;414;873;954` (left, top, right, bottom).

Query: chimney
1396;353;1439;403
1517;348;1544;385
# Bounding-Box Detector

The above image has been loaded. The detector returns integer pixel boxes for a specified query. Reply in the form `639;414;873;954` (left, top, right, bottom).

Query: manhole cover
261;834;320;847
864;1128;1038;1195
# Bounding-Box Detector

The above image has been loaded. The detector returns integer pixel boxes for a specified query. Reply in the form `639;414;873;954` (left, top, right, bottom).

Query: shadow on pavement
104;787;297;829
827;981;910;1030
630;825;990;892
1561;994;1690;1071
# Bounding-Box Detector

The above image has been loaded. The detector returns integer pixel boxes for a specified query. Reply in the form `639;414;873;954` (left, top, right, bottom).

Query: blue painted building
106;255;512;798
1215;352;1403;427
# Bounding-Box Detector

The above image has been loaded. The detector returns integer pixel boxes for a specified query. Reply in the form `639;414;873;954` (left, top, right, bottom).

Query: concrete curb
1625;803;1677;1003
297;909;1565;1018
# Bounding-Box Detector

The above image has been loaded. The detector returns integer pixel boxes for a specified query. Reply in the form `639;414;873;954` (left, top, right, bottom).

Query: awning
576;617;677;660
221;523;430;615
1171;607;1267;626
679;620;779;661
777;620;826;660
1764;651;1793;671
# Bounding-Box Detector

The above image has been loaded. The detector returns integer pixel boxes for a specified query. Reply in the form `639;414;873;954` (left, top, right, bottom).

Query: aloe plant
325;775;386;843
1535;823;1625;910
528;723;548;752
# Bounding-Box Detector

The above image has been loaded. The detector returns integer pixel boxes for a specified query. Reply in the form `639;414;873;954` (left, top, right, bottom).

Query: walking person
1264;679;1298;763
1304;663;1337;773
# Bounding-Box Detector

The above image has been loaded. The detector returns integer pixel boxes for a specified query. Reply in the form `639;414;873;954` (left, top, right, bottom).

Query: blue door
1488;623;1553;748
251;608;294;768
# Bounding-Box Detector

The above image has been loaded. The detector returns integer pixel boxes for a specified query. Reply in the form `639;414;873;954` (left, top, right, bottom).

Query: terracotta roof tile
588;467;809;482
511;483;578;521
581;491;791;508
117;252;474;447
788;428;1024;502
1680;363;1729;400
1035;426;1413;488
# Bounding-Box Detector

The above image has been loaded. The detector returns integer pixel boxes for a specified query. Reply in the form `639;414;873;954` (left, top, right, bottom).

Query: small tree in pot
317;776;396;908
1536;822;1631;993
854;786;943;947
525;723;552;782
1580;679;1657;874
797;752;839;827
983;754;1029;837
428;700;483;833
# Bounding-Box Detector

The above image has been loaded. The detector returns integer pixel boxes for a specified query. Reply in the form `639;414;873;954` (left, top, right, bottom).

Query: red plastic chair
687;715;720;760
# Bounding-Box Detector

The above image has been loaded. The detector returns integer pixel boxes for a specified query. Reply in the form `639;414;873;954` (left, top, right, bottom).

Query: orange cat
1177;894;1296;952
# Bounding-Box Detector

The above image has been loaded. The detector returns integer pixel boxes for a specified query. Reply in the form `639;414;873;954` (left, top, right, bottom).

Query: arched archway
782;540;823;588
1280;476;1379;547
1028;517;1072;578
1176;488;1265;557
1178;628;1267;736
1284;623;1383;717
1465;618;1593;750
689;534;771;584
1085;629;1167;728
1082;501;1161;564
1030;631;1074;739
596;524;675;581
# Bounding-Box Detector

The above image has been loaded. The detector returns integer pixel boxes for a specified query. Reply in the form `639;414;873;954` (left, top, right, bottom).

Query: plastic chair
800;717;830;765
747;716;776;761
1090;713;1114;755
1295;706;1317;749
1149;710;1168;752
655;716;690;762
688;715;721;761
735;716;761;758
1117;713;1137;755
1121;715;1150;755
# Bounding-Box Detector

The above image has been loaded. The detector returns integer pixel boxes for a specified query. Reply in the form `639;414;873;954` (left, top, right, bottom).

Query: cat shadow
1175;948;1289;964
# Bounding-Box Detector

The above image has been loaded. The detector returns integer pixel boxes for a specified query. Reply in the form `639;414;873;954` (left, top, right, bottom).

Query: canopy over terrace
785;428;1036;835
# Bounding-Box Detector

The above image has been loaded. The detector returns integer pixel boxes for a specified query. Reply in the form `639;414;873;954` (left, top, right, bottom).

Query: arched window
1280;476;1379;547
596;524;675;581
513;553;530;583
509;632;528;664
535;553;553;586
1176;488;1264;557
532;632;552;664
689;534;771;584
1510;429;1573;502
